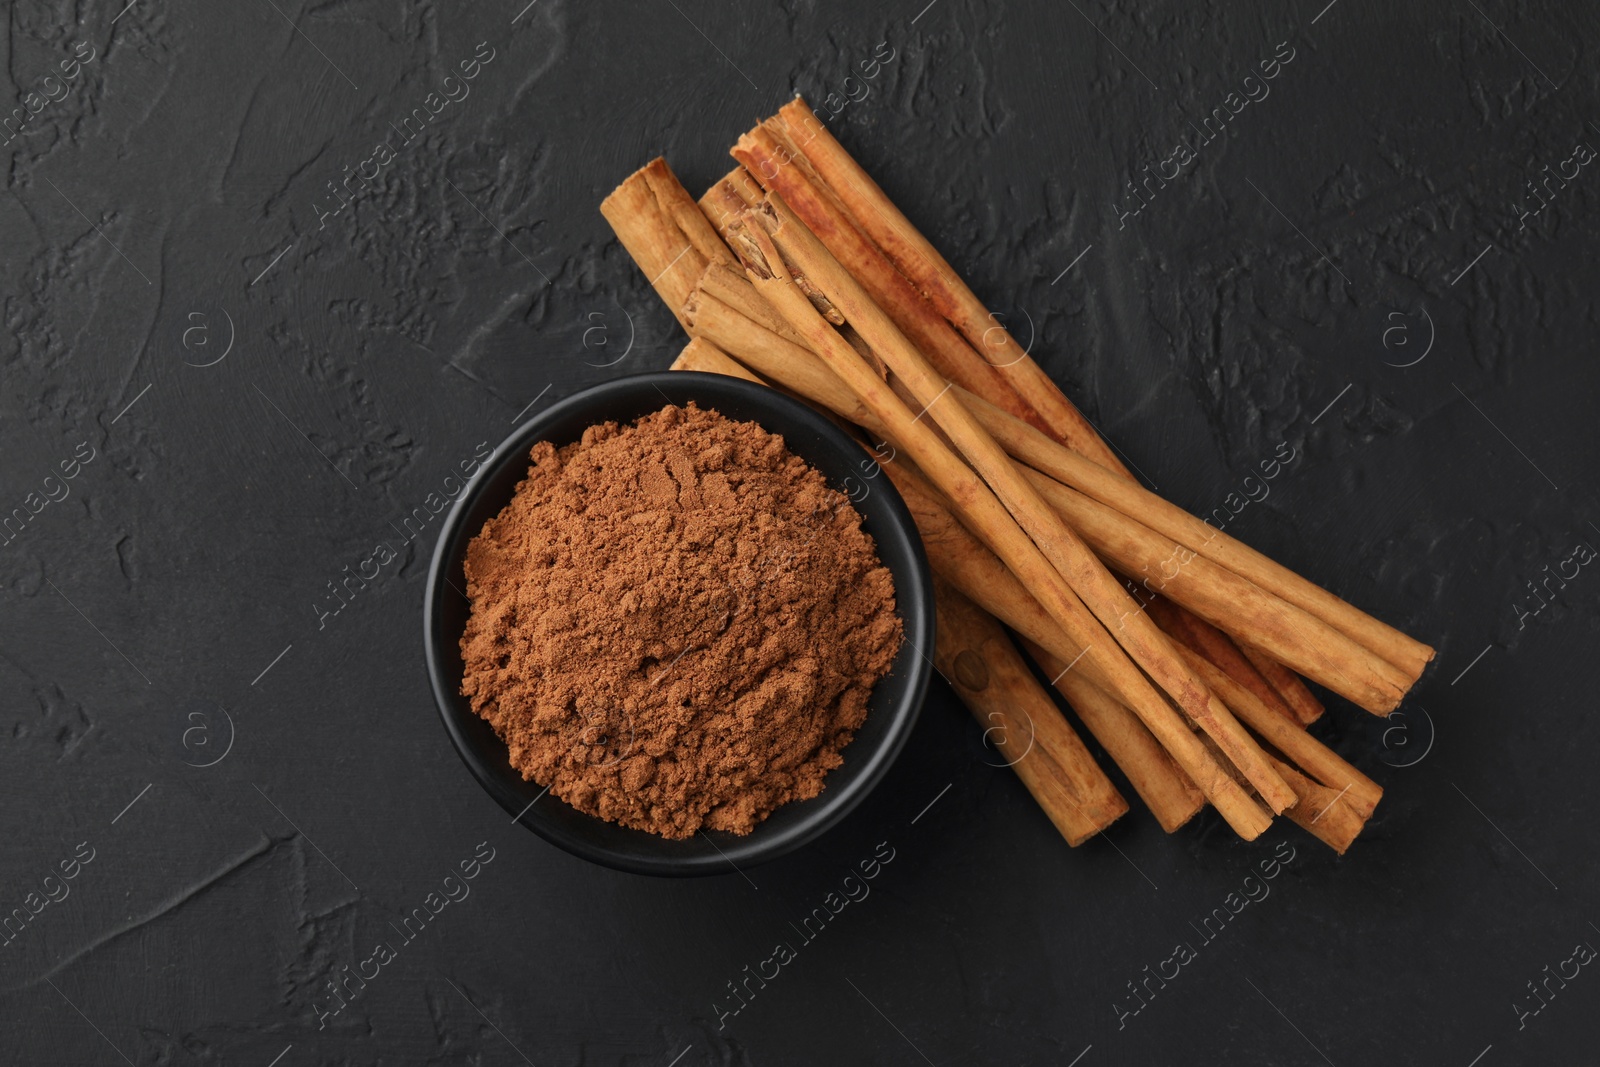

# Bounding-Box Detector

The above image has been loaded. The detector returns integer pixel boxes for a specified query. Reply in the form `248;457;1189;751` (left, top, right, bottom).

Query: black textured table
5;1;1597;1063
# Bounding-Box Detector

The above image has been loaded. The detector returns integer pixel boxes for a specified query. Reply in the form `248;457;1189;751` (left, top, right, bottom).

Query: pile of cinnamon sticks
600;96;1434;854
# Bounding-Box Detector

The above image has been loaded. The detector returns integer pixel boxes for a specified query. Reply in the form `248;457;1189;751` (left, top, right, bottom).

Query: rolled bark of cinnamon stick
729;204;1275;838
642;158;736;271
934;578;1128;845
600;159;707;331
745;194;1296;816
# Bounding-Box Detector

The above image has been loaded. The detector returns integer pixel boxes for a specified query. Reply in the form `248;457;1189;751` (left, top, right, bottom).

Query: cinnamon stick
730;203;1275;838
733;123;1048;434
772;96;1122;472
744;194;1296;816
641;158;736;270
934;577;1127;845
1241;645;1325;726
957;382;1436;688
1019;464;1413;713
600;159;707;331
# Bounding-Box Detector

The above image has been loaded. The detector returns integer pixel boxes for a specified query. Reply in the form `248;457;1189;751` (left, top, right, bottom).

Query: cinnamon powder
459;403;902;839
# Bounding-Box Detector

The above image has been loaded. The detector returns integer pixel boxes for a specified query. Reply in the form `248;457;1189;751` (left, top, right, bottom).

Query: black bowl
424;372;933;877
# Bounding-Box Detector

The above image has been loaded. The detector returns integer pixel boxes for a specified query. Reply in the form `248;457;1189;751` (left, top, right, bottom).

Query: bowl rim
423;371;934;876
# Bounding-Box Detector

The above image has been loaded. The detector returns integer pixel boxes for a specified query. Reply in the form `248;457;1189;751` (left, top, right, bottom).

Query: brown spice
459;402;902;839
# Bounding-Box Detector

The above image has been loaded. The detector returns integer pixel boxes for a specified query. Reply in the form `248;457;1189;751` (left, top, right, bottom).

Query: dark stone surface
3;0;1597;1063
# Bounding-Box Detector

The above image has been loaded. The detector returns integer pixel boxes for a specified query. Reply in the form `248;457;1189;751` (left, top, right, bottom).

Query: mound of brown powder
459;402;902;839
